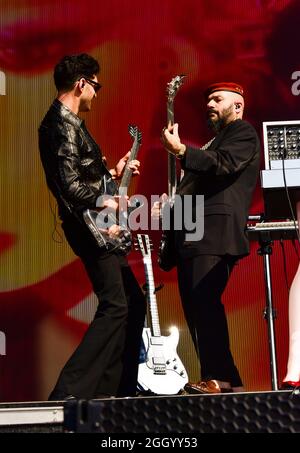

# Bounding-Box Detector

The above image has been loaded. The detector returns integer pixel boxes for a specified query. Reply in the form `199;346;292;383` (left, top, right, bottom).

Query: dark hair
54;53;100;91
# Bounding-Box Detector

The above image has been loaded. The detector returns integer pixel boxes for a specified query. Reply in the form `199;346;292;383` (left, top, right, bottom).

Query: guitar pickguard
137;326;188;395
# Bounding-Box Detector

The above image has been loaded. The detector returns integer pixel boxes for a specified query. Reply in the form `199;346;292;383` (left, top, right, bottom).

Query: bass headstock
128;124;142;145
166;75;186;103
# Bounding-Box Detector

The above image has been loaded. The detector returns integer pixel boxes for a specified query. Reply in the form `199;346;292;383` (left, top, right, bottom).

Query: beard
207;116;224;133
207;105;234;133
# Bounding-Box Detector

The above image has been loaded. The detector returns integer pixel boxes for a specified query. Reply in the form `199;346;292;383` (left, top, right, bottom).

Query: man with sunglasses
38;53;146;400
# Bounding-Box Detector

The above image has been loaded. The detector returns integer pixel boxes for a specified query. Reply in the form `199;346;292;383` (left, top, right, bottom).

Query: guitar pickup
152;358;166;366
150;338;163;346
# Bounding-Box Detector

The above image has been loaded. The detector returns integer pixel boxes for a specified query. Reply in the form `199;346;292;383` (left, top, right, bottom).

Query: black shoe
94;394;115;399
48;390;77;401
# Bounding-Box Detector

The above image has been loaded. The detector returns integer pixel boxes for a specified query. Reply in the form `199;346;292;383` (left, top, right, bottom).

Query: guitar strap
202;136;216;150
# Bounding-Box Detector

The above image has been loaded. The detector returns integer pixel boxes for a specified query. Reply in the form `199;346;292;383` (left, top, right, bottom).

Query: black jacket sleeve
182;120;258;176
55;124;102;208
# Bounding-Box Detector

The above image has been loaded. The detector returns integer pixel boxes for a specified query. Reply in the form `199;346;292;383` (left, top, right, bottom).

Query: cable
48;189;64;244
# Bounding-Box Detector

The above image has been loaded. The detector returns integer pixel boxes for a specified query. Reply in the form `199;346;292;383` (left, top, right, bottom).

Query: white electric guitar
136;234;188;395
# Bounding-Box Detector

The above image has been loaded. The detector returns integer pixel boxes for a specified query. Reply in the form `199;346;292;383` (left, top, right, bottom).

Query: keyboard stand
257;230;278;391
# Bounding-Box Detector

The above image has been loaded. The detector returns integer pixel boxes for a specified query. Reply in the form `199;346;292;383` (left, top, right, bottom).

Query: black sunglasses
82;77;102;93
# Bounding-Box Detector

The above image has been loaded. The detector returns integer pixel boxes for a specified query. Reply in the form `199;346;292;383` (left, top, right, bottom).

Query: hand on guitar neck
161;123;186;159
109;150;141;180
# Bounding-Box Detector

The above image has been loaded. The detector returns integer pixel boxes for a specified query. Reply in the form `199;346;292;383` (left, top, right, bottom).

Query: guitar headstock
166;75;186;103
135;234;153;257
128;124;142;145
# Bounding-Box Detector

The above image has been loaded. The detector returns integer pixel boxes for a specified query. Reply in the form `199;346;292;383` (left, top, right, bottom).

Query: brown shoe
184;380;232;395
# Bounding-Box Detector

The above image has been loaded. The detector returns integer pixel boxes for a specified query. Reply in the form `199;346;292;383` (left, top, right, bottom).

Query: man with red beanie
160;82;260;393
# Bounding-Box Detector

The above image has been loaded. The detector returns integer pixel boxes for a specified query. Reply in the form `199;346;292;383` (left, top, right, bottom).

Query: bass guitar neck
166;75;185;204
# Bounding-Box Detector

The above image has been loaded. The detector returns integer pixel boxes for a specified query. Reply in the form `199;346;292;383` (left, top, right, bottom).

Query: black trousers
49;216;146;399
177;254;243;387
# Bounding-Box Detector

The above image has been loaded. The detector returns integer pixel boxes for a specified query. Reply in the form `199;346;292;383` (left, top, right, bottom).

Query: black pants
177;254;243;387
49;217;146;399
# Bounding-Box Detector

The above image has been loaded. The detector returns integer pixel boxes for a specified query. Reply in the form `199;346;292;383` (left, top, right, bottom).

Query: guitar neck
143;257;161;338
167;100;174;126
119;167;132;196
119;137;140;196
167;100;177;204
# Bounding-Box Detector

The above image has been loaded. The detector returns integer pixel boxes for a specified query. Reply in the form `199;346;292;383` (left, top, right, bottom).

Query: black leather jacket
38;99;117;220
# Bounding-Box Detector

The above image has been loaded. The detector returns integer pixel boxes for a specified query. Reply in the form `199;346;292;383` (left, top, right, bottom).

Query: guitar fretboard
166;75;185;205
167;99;177;204
119;127;141;195
144;257;161;338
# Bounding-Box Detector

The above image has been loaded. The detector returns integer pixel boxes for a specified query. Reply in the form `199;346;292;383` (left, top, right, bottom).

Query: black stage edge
64;390;300;433
0;424;63;433
0;401;63;433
